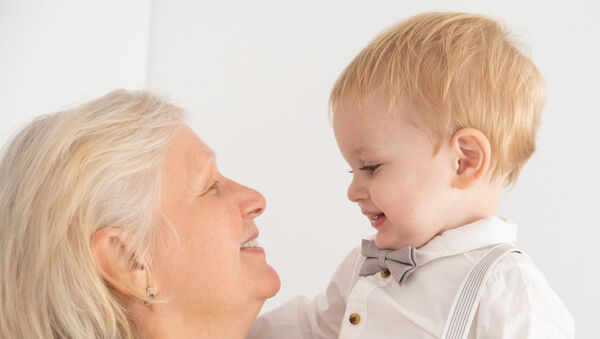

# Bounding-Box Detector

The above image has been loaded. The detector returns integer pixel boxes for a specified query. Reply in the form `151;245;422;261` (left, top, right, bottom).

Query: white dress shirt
248;216;575;338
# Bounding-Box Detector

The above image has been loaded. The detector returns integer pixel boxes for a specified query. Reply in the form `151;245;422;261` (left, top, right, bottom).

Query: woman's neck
131;300;262;339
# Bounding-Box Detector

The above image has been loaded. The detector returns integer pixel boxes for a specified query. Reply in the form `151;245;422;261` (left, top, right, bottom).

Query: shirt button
349;313;361;325
380;268;391;278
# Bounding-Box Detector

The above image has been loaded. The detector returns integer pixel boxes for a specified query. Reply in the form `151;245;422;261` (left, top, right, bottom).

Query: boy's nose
347;177;368;202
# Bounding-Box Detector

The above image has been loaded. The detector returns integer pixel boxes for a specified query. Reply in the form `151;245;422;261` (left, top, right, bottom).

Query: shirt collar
415;215;518;265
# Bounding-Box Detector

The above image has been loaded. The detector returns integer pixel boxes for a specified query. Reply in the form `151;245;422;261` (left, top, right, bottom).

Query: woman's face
150;126;280;321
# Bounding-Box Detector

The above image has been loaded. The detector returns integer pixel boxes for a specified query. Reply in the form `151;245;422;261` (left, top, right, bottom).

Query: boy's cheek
373;184;403;210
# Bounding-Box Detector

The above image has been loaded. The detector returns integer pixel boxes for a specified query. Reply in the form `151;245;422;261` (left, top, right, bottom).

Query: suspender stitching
442;244;520;339
448;247;499;338
454;246;503;336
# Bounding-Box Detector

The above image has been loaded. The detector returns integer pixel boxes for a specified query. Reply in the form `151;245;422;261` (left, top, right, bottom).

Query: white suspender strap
441;243;521;339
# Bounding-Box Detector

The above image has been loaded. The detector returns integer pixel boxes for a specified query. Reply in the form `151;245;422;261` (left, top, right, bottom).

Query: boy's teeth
240;239;259;249
371;213;384;220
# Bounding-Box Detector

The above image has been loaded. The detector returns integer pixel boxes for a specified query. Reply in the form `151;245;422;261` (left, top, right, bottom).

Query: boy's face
333;91;456;250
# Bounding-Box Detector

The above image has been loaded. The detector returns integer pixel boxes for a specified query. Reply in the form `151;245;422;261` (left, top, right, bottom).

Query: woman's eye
359;164;380;174
199;180;219;197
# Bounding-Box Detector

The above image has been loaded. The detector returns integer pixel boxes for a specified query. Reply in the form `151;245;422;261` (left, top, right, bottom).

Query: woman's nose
347;176;368;202
228;180;266;219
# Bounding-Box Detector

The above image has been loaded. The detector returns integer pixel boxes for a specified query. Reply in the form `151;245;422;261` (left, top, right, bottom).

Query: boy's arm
247;245;364;339
474;255;575;338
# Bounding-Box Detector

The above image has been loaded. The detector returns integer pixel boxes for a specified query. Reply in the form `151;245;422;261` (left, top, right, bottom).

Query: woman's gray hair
0;90;185;338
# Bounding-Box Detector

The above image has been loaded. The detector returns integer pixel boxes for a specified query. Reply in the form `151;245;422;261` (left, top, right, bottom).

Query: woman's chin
241;251;281;300
255;264;281;300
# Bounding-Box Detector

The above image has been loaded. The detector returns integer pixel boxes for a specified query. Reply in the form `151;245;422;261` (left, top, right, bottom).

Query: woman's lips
240;237;265;254
241;246;265;254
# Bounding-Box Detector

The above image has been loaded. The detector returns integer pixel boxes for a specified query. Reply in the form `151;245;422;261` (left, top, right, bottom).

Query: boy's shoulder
476;249;575;337
485;248;556;290
489;247;534;273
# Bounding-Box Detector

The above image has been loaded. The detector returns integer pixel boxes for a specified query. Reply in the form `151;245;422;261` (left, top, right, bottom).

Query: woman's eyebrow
189;152;217;193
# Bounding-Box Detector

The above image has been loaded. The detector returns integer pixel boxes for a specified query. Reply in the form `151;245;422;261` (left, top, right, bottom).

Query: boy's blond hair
330;12;545;184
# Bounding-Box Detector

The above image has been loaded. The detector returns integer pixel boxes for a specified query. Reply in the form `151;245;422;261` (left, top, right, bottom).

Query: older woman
0;90;280;338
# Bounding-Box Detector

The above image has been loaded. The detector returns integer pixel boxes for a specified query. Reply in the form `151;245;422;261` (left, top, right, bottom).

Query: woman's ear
450;128;492;189
91;227;148;298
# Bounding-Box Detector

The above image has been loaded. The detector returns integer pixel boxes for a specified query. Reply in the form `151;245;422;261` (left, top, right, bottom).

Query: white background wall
0;0;151;146
1;0;598;337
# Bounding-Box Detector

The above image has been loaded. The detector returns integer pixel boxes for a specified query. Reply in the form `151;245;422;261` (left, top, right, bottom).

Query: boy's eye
349;164;380;175
347;164;381;174
360;164;380;173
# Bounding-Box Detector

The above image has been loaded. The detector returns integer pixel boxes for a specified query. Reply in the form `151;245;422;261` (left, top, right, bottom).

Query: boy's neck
440;176;504;236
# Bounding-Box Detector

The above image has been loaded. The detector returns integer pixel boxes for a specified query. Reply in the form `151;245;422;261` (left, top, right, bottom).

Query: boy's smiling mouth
363;211;387;228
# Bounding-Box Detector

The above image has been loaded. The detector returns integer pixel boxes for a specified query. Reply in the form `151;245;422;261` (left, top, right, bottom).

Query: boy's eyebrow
351;146;377;154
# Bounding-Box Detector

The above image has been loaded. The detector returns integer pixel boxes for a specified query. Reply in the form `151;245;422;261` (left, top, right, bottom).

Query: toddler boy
249;12;574;338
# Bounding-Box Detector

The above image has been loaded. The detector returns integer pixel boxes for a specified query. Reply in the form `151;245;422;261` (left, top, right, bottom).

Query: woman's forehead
164;126;216;186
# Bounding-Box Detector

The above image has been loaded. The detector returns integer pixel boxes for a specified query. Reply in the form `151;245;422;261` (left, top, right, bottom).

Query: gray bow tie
359;239;418;284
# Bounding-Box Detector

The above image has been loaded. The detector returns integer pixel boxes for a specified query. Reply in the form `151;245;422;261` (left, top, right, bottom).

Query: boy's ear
91;227;148;298
450;128;491;189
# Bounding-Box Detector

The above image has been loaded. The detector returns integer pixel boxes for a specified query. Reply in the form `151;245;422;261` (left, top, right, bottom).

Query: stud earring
145;287;155;305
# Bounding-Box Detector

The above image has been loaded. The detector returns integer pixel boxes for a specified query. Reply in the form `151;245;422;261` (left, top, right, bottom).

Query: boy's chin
374;234;397;250
374;233;416;250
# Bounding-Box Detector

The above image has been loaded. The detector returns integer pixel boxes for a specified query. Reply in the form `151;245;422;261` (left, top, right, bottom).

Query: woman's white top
248;216;575;338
